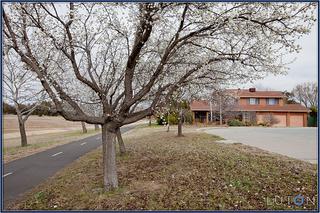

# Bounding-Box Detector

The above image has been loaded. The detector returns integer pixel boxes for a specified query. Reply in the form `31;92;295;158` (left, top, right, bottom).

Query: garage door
256;114;264;124
273;114;286;127
290;114;304;127
257;113;286;127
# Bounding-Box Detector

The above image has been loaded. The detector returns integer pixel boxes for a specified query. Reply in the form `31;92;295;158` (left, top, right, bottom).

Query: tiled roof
234;104;310;112
226;89;284;98
190;100;210;111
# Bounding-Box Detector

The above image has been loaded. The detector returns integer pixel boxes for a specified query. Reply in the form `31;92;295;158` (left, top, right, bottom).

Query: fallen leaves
8;127;317;210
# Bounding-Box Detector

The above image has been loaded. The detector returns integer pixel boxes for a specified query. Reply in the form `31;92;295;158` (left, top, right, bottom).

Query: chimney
249;88;256;92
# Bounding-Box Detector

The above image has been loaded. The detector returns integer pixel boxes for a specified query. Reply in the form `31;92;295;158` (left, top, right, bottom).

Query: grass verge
135;123;163;128
7;127;317;210
3;129;99;163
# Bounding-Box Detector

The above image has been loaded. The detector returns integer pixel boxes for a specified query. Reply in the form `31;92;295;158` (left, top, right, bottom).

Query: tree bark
18;117;27;147
116;128;126;155
219;95;223;126
167;112;170;132
102;124;118;191
178;109;183;137
94;124;100;131
81;121;87;133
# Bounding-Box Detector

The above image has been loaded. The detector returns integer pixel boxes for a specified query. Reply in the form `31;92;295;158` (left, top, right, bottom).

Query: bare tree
3;50;45;147
3;2;316;191
262;114;280;126
116;128;126;156
177;109;183;137
148;115;152;126
172;94;190;137
292;82;318;108
157;90;189;136
211;89;239;124
94;124;100;131
283;90;297;104
81;121;87;133
166;110;171;132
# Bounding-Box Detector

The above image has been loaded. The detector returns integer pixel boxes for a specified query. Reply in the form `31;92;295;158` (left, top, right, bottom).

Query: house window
267;98;279;105
248;98;259;105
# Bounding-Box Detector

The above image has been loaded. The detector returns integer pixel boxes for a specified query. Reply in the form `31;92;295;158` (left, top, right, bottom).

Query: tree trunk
95;124;100;131
148;115;152;126
18;118;28;147
166;112;170;132
116;128;126;155
219;95;223;126
178;109;183;137
102;124;118;191
81;121;87;133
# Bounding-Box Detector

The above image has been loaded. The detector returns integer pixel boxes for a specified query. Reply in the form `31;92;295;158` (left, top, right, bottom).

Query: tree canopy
3;2;316;127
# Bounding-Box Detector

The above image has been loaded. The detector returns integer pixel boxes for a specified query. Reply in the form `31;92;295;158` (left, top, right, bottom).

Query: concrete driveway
202;127;318;164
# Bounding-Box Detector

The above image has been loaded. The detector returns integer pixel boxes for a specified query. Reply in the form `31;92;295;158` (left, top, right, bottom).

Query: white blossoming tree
3;49;45;147
3;2;316;190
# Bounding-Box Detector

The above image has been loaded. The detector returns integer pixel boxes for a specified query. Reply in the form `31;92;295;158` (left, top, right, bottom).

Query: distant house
190;88;310;127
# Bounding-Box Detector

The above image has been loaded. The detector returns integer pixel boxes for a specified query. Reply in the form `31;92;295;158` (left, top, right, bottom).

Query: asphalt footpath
3;125;133;206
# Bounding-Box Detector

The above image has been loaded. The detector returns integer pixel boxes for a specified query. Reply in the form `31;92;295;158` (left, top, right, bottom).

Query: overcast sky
238;19;318;92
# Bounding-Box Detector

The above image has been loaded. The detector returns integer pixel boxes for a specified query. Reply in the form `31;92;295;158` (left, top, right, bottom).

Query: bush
308;115;317;127
3;102;16;114
244;120;256;126
262;114;279;126
258;122;267;126
168;113;179;125
184;111;194;124
156;116;166;125
227;119;244;126
156;110;193;125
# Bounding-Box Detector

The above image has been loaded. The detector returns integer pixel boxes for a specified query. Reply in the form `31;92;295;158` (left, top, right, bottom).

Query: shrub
244;120;257;126
156;116;166;125
156;110;193;125
227;119;244;126
258;122;267;126
262;114;279;126
168;113;179;125
184;111;194;124
3;102;16;114
156;113;179;125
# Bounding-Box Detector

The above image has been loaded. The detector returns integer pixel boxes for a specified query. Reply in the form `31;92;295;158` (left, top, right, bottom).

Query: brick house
190;88;310;127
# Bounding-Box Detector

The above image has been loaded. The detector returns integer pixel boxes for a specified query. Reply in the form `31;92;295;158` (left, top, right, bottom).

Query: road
3;125;133;206
203;127;317;164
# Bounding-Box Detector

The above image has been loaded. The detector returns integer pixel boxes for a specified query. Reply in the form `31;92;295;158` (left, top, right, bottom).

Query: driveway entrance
203;127;317;163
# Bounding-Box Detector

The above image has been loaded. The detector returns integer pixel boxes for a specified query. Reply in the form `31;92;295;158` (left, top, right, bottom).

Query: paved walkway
202;127;317;164
3;126;133;207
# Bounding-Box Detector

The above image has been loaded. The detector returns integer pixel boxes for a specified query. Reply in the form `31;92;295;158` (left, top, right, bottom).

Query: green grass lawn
7;127;317;210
